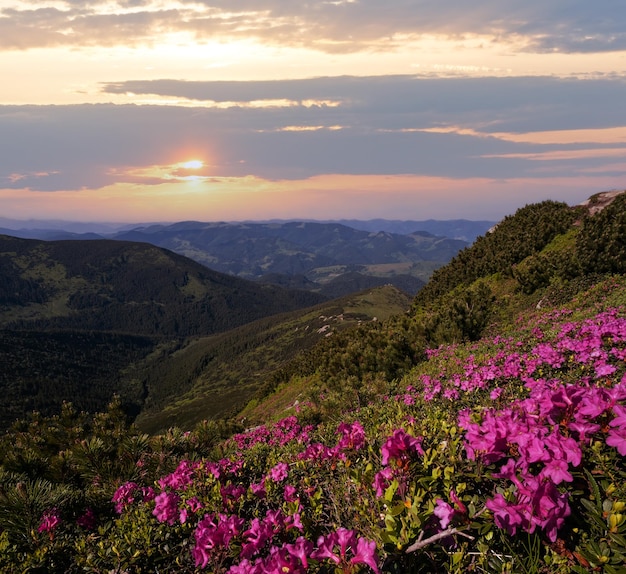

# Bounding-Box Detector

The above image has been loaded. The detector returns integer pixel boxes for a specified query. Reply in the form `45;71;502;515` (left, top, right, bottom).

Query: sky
1;1;626;224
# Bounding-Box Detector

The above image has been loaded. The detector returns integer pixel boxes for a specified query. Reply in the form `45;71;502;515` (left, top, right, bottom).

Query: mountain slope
242;192;626;424
0;235;327;428
2;195;626;573
0;235;325;337
134;284;412;433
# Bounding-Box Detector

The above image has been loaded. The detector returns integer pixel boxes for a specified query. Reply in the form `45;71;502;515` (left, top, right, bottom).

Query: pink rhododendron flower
595;361;617;377
607;405;626;455
443;388;460;400
269;462;289;483
533;342;564;368
540;459;573;484
181;497;200;524
152;491;180;525
373;467;394;497
486;475;571;543
336;527;358;558
194;513;245;568
112;481;139;513
351;537;380;574
250;480;267;499
381;429;424;466
187;496;203;512
141;486;156;503
336;420;366;451
297;442;334;462
568;421;601;443
486;493;528;536
285;512;303;531
221;483;247;507
434;499;456;529
283;484;298;502
241;517;273;560
460;409;510;463
576;387;611;419
311;533;342;564
311;530;379;573
158;459;198;491
263;544;307;574
607;427;626;455
285;536;313;569
38;508;61;533
402;393;415;405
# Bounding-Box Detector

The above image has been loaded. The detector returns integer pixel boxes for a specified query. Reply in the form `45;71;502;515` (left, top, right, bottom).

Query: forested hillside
0;236;326;426
0;236;324;336
1;191;625;573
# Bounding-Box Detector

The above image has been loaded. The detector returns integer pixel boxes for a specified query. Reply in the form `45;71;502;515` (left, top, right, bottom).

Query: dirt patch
578;190;626;215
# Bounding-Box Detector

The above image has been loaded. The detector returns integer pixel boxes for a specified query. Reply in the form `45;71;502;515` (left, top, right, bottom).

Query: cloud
100;74;626;132
1;1;625;54
2;75;626;194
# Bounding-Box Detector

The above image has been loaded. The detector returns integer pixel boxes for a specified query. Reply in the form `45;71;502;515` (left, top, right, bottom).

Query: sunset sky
1;1;626;224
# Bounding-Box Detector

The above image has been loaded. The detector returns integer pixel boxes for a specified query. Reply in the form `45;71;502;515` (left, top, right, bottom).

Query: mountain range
0;217;493;243
0;233;410;430
0;219;491;298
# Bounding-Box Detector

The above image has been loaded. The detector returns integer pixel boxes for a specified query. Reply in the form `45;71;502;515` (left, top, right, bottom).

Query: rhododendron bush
2;298;626;572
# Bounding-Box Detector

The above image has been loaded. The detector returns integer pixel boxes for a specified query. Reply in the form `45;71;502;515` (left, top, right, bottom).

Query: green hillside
0;235;327;427
1;191;625;573
263;193;625;416
0;235;325;337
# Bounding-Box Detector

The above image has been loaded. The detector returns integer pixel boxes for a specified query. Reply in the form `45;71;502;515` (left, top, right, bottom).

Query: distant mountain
0;217;495;242
0;218;479;298
111;221;467;295
0;217;129;236
0;227;105;240
322;219;495;242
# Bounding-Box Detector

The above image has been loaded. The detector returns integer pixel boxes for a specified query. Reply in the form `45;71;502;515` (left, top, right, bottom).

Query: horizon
2;2;626;221
0;214;497;232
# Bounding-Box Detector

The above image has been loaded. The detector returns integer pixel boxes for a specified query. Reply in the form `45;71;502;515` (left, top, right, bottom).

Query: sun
180;159;203;169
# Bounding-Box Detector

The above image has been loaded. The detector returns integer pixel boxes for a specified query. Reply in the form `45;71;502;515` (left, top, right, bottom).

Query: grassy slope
135;285;412;433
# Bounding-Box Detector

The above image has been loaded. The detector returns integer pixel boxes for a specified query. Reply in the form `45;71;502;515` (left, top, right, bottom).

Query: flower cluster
112;481;155;514
110;416;382;573
229;416;314;450
89;305;625;572
453;310;626;541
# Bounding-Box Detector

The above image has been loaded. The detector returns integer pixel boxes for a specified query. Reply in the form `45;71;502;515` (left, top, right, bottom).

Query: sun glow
180;160;204;169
